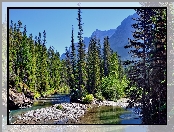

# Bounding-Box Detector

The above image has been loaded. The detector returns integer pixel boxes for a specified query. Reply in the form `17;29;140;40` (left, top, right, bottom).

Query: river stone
12;97;134;124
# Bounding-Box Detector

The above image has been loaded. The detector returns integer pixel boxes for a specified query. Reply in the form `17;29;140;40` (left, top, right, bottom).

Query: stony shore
11;98;132;124
9;84;34;110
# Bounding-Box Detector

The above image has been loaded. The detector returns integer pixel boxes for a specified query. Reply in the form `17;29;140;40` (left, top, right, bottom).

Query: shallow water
75;106;142;124
9;94;70;124
9;95;142;125
76;106;130;124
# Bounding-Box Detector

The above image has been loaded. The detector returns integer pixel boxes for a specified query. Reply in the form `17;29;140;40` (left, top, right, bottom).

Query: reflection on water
76;105;142;125
77;106;130;124
120;107;142;124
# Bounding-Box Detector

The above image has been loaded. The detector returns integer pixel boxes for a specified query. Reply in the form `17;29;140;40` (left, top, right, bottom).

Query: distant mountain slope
60;29;116;60
60;12;139;61
109;12;139;61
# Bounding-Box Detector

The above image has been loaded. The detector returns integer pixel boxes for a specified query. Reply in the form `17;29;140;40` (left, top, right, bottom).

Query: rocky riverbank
9;83;34;110
11;98;132;124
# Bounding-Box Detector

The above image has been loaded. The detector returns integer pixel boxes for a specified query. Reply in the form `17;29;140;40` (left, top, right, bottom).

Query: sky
9;8;136;55
2;2;141;20
2;2;142;55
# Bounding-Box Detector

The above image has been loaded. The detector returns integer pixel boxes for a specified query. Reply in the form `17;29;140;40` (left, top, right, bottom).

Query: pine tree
21;25;33;87
76;9;87;100
101;52;128;100
8;20;74;99
149;8;167;124
15;21;23;87
103;36;112;77
70;25;77;91
60;59;69;93
47;46;55;93
123;9;152;124
28;33;37;93
86;40;93;94
53;50;61;93
34;35;42;95
9;20;17;84
65;46;73;90
40;30;50;96
86;37;100;95
97;39;103;85
124;8;167;124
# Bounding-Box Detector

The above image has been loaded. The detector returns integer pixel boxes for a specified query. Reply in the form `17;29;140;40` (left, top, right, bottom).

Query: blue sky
2;2;141;55
9;8;136;55
9;9;138;54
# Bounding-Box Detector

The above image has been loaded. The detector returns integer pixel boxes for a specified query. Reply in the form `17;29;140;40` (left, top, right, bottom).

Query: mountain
108;12;139;61
60;29;116;60
60;12;139;61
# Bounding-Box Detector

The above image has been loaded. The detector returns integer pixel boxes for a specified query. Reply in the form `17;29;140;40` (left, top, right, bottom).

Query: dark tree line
124;8;167;124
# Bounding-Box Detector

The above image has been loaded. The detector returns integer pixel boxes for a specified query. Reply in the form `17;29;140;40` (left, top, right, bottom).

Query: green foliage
9;10;131;111
16;86;22;93
101;76;117;101
45;88;55;96
86;37;101;95
81;88;88;98
9;21;71;98
100;52;129;101
101;75;128;101
34;92;41;99
14;77;21;93
124;85;137;97
103;36;112;77
58;85;70;94
95;91;105;101
82;94;94;104
8;8;168;125
56;104;63;110
76;9;87;100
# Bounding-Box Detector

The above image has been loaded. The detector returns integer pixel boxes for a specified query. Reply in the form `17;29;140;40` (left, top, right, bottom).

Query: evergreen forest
8;8;167;124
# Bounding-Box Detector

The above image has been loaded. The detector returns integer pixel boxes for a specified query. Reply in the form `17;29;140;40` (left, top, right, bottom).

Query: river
9;94;70;124
9;94;142;125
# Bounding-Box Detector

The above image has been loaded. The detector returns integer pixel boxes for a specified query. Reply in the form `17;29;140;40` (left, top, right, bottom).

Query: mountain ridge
60;12;139;61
